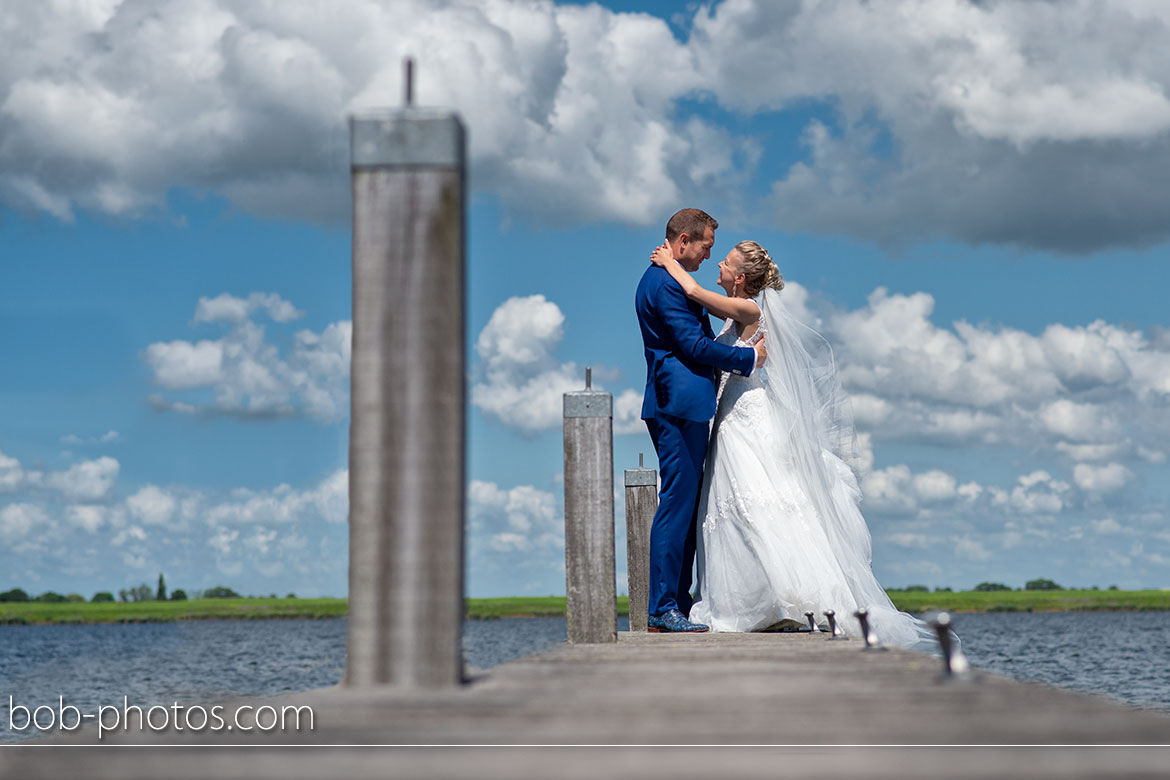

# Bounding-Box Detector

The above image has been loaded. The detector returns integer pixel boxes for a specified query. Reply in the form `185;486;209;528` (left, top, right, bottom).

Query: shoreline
2;590;1169;625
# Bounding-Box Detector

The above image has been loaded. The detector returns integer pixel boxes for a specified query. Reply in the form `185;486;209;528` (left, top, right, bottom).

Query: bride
650;240;935;650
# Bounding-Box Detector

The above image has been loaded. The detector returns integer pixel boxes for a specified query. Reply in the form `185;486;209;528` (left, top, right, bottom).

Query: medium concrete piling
623;454;656;632
344;78;467;687
563;368;617;644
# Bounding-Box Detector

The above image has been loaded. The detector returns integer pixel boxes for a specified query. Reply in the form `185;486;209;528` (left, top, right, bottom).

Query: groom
635;208;766;632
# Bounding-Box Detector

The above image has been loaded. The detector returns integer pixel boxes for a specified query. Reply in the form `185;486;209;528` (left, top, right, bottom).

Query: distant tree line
0;589;87;603
1;575;299;603
888;580;1122;592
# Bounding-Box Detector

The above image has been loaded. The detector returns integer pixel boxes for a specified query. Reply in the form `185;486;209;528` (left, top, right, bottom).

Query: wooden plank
7;633;1168;778
8;746;1170;780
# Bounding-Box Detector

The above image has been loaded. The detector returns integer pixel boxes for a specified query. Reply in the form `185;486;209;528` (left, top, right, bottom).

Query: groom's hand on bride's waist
754;335;767;369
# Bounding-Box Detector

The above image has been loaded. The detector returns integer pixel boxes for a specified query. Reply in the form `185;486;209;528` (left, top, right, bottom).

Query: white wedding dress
688;288;936;651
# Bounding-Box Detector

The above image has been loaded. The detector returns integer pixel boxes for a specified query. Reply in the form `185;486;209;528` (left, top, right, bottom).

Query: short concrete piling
563;367;617;644
623;453;657;632
344;63;467;688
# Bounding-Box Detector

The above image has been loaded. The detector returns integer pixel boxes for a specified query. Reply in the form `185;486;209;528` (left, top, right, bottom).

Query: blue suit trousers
645;412;710;617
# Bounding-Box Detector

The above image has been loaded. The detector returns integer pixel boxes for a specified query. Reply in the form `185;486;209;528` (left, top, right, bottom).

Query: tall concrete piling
623;454;657;632
345;62;467;688
563;368;617;644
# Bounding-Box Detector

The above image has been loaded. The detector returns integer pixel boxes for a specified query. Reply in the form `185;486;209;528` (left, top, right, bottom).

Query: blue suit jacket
636;265;756;422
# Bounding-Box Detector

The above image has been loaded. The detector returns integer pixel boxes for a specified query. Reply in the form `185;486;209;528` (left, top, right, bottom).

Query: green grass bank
885;588;1170;614
0;596;625;625
2;590;1168;626
0;597;348;625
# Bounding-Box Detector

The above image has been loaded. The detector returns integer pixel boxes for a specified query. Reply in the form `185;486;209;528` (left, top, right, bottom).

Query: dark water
2;611;1168;742
950;611;1170;713
0;617;576;743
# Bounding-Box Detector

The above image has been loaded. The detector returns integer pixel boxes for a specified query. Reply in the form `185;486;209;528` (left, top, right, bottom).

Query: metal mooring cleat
929;611;974;679
823;610;847;639
853;609;885;650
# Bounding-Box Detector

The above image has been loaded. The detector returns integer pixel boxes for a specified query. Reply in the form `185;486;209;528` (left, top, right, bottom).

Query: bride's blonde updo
734;240;784;297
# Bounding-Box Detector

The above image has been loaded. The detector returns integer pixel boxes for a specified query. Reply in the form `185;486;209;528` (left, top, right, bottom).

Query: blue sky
3;0;1170;599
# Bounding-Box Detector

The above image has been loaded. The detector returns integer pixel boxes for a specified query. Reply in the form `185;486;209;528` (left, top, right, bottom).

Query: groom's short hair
665;208;718;242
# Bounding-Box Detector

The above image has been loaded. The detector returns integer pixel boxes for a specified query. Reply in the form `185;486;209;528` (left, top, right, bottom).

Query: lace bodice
713;312;768;431
714;311;765;349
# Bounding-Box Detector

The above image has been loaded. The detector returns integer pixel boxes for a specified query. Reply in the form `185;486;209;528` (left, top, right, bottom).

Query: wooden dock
6;632;1169;778
8;88;1167;777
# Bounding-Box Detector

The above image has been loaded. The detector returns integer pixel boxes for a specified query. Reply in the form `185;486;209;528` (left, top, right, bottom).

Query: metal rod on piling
344;68;467;688
624;453;657;632
563;369;617;644
404;57;414;107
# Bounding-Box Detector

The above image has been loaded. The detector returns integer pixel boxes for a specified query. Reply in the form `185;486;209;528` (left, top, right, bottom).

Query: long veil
755;288;938;651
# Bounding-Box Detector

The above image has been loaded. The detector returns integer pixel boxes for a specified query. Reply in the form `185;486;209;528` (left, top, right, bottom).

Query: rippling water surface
2;611;1168;742
951;611;1170;713
0;617;574;742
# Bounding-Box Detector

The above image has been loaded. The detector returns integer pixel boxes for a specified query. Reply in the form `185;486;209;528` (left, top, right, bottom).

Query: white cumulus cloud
691;0;1170;251
143;293;350;421
194;292;304;325
205;469;348;527
472;295;639;433
126;485;179;527
44;457;120;502
818;288;1170;472
9;2;1167;251
468;479;561;553
0;0;753;230
61;430;121;446
990;471;1068;516
0;503;49;543
66;504;108;534
143;340;224;390
1073;462;1134;495
0;450;41;492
